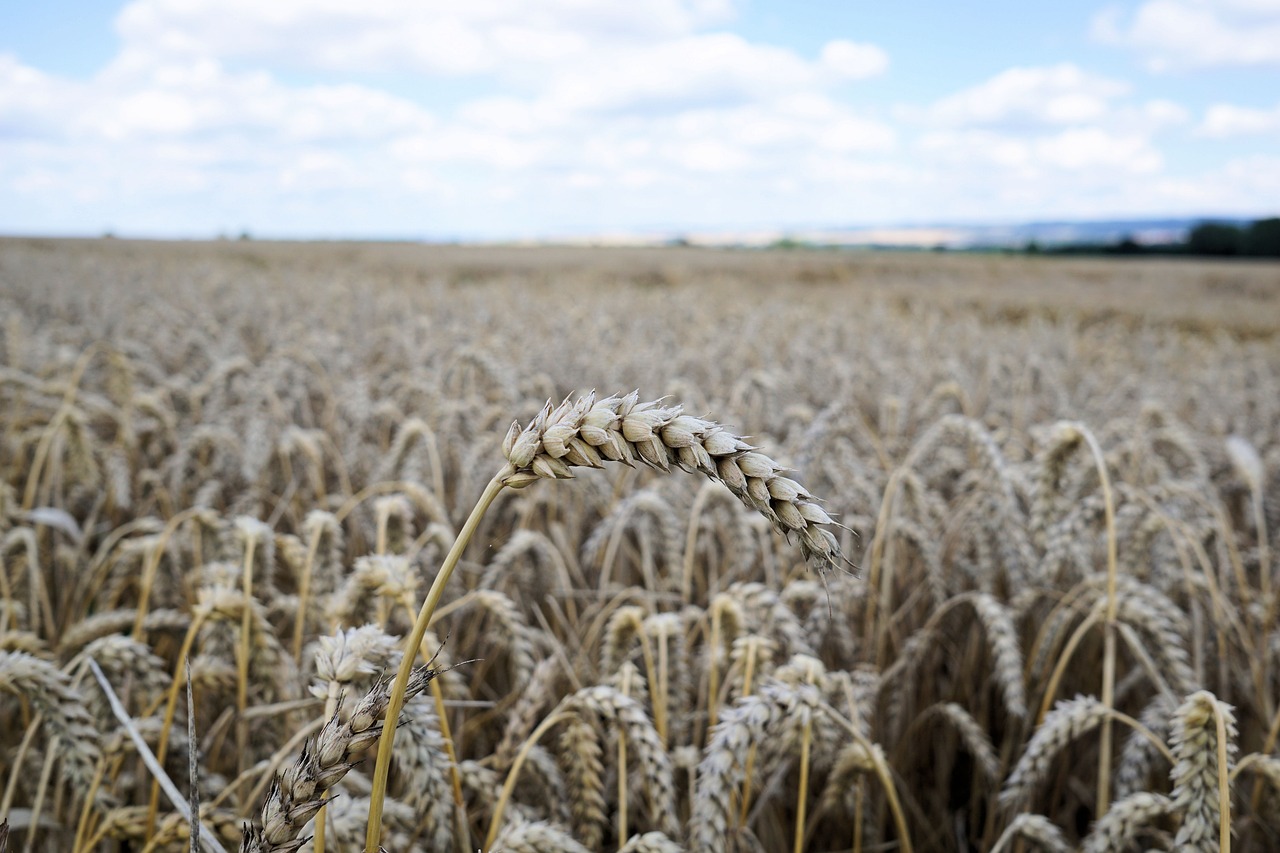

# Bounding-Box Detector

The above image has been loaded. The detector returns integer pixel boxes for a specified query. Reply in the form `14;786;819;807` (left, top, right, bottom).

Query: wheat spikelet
309;625;400;696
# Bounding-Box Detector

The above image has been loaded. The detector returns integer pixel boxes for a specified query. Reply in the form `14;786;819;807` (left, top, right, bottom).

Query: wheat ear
365;392;846;851
1170;690;1237;853
239;664;442;852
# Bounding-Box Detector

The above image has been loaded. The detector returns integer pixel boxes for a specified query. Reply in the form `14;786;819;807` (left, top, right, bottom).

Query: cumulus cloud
0;0;906;235
1093;0;1280;69
923;64;1129;128
1;0;1273;236
820;40;890;80
113;0;738;75
1199;101;1280;136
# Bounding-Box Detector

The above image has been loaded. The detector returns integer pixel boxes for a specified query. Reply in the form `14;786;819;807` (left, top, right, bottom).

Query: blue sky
2;0;1279;239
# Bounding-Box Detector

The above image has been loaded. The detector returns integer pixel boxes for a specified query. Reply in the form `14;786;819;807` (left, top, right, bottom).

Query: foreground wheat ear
364;391;848;851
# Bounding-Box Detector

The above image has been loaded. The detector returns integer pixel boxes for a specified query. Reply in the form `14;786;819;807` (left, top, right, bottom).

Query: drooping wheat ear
309;625;400;696
970;592;1029;720
480;529;576;601
1114;693;1174;801
1001;695;1109;809
1112;575;1197;694
1225;434;1269;617
573;684;678;838
73;635;170;722
502;391;845;573
816;740;877;822
922;701;1002;783
706;593;745;731
1080;791;1173;853
728;581;814;658
1170;690;1237;853
387;695;456;852
487;682;673;848
582;488;686;591
559;712;606;849
471;588;541;691
690;680;821;853
493;658;560;770
292;509;344;659
601;604;648;675
490;816;592;853
988;813;1070;853
239;664;441;853
328;554;417;626
0;650;101;796
619;831;684;852
643;610;693;744
372;494;415;554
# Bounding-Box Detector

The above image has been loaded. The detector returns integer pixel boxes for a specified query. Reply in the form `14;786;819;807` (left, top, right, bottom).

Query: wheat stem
364;466;510;853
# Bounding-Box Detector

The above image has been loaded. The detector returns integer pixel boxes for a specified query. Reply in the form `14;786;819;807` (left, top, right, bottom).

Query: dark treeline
1032;217;1280;258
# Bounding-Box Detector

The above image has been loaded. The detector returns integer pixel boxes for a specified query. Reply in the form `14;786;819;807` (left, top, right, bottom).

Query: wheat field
0;237;1277;852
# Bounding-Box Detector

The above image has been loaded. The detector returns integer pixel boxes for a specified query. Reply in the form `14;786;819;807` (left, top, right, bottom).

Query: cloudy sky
2;0;1279;239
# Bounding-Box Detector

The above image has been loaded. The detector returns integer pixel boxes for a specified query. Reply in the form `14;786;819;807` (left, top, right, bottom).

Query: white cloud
820;40;890;80
113;0;738;76
1199;102;1280;136
1;2;902;236
1094;0;1280;69
916;127;1161;175
3;1;1273;237
923;64;1129;128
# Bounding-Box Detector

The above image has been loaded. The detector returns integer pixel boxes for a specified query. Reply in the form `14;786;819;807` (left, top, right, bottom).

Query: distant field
1;237;1277;852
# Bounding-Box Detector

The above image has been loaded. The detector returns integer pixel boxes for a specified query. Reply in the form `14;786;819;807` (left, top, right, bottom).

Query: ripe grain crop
0;237;1277;852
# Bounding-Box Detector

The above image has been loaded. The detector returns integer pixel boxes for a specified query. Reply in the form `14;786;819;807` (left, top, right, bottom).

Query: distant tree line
1031;217;1280;258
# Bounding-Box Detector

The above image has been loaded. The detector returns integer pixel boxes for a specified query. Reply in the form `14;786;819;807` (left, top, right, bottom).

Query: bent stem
364;466;511;853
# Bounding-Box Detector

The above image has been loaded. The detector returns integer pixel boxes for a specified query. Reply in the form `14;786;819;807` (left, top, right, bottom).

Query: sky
1;0;1279;240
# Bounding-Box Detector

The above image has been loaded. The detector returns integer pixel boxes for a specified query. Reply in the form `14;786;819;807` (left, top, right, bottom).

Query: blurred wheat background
0;237;1277;851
